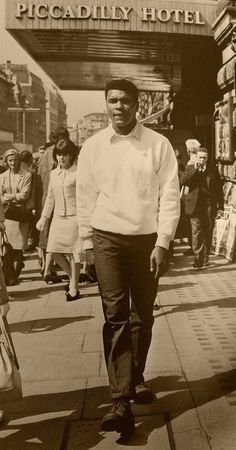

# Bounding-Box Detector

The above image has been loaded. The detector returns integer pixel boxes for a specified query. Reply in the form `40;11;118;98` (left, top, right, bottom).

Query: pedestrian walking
37;139;80;300
181;139;201;255
0;149;32;283
20;150;43;251
38;127;79;284
181;147;224;269
76;79;180;436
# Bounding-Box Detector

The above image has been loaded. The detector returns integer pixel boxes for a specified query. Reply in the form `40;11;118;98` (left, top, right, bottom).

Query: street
1;242;236;450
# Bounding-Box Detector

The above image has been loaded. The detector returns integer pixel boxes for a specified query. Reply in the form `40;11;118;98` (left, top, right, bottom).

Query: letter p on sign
16;3;28;18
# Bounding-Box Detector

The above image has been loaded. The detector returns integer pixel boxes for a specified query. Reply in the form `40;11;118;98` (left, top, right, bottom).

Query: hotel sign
15;3;205;25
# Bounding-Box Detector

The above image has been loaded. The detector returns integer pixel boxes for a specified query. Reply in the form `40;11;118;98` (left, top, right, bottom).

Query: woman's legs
52;253;80;297
68;255;80;296
44;252;55;276
52;253;71;277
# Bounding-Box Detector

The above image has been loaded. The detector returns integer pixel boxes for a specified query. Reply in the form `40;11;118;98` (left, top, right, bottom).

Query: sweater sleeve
41;176;55;219
156;139;180;249
76;142;99;250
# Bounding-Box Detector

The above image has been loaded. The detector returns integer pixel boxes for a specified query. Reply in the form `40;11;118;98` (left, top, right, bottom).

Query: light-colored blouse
42;165;77;219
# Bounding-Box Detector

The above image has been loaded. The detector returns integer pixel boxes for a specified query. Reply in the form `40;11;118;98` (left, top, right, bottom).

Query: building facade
0;69;14;149
83;112;109;139
0;61;47;151
45;83;67;139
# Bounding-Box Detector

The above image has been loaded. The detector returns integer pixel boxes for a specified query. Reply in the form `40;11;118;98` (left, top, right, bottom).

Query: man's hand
3;193;14;202
150;246;169;278
0;302;10;317
36;217;47;231
0;222;5;233
85;249;95;266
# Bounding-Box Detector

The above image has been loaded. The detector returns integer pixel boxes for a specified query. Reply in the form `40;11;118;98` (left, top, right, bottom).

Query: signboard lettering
15;3;205;25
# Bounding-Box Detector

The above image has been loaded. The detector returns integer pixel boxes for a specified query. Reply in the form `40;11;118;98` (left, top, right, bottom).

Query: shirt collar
108;121;142;142
56;164;76;175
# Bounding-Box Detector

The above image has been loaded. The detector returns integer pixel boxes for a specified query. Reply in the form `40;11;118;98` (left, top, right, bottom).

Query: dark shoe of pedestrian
61;274;70;281
183;248;194;256
133;383;154;404
192;261;203;269
43;274;61;284
153;301;160;311
6;278;17;287
101;399;134;435
14;261;25;278
65;290;80;302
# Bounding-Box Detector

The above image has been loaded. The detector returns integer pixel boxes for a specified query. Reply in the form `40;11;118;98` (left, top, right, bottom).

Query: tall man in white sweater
76;79;180;436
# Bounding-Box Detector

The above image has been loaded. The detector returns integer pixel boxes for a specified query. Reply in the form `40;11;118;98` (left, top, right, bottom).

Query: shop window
214;95;235;164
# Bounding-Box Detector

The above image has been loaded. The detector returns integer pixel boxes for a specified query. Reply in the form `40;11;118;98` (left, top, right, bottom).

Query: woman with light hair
185;139;201;166
0;149;32;284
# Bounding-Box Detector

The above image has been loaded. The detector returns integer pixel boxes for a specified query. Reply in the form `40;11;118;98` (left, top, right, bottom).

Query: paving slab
64;414;173;450
1;248;236;449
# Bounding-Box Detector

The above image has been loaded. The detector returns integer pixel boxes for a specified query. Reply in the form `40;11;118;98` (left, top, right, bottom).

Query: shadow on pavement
155;296;236;319
9;316;93;334
167;262;235;277
8;285;100;302
1;369;236;449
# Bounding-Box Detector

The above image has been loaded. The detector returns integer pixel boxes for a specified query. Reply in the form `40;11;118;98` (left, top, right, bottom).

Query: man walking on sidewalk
181;147;224;269
76;79;180;436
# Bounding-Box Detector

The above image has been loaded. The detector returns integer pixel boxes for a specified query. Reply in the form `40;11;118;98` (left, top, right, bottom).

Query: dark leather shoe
133;383;154;404
101;399;134;434
65;290;80;302
6;279;17;286
192;262;203;269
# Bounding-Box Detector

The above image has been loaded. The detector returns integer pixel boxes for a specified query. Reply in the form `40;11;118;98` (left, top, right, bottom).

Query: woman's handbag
0;232;16;285
0;316;22;404
5;204;31;222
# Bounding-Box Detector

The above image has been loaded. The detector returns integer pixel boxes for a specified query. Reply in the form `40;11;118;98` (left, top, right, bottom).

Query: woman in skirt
36;139;80;301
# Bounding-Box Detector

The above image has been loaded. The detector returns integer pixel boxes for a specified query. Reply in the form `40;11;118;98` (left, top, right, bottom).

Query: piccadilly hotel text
15;3;205;25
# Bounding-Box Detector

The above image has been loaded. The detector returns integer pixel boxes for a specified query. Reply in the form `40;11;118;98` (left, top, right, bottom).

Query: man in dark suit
181;147;224;268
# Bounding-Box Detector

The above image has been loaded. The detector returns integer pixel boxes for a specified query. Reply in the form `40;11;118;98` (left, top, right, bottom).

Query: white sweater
76;123;180;250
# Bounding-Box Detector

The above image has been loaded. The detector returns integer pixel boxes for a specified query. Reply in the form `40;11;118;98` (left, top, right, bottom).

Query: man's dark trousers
93;228;158;400
190;202;215;264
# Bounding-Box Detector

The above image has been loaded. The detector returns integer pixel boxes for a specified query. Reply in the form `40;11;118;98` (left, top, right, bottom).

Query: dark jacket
180;164;224;216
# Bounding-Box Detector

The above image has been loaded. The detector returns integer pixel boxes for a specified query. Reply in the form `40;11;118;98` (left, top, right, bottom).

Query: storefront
6;1;221;156
211;1;236;262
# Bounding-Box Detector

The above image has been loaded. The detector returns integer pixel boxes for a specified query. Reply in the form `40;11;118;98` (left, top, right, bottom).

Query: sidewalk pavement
0;243;236;449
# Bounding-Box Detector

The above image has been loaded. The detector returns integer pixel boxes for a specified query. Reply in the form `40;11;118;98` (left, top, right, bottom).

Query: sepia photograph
0;0;236;449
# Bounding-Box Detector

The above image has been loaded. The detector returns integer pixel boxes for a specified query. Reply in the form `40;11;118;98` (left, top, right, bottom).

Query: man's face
106;89;138;133
197;151;208;165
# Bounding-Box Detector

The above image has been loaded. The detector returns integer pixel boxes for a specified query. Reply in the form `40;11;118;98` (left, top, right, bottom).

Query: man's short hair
185;139;201;152
20;150;33;165
105;79;139;102
197;147;208;154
